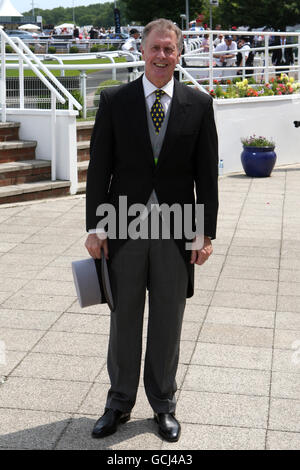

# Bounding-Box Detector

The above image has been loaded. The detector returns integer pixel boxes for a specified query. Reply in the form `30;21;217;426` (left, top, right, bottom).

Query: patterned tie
151;89;165;135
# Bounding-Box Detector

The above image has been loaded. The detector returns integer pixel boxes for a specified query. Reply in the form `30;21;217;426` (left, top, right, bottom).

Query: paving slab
206;306;275;329
11;352;105;383
161;423;266;450
2;292;75;312
0;327;45;352
198;323;274;348
266;430;300;450
32;331;109;358
0;376;91;413
269;398;300;433
211;291;277;311
0;409;71;450
176;390;269;428
182;364;270;396
192;342;272;370
274;329;300;350
0;309;60;330
51;313;111;336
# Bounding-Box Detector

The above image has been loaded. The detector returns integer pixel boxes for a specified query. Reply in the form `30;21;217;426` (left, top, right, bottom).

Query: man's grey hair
141;18;183;53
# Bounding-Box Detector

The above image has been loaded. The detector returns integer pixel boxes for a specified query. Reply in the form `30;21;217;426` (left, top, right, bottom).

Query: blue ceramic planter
241;146;277;177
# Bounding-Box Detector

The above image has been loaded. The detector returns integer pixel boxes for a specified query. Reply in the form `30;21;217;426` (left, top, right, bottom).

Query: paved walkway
0;166;300;450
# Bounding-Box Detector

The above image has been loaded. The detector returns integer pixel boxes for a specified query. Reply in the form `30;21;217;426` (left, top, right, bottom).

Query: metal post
185;0;189;30
209;5;212;30
242;51;246;80
298;34;300;82
264;34;269;83
19;54;24;109
209;30;213;90
80;71;87;119
51;91;56;181
0;33;6;123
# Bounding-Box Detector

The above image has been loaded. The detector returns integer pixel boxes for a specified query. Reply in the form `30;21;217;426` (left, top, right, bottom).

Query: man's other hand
85;233;109;260
190;235;213;265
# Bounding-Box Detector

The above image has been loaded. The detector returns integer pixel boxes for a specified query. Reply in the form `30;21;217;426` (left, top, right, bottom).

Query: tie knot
155;89;165;99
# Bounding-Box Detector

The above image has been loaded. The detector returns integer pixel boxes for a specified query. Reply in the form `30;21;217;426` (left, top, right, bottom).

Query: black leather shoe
91;408;131;438
154;413;181;442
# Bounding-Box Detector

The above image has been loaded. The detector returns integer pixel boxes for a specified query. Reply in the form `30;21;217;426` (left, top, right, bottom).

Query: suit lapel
128;77;154;167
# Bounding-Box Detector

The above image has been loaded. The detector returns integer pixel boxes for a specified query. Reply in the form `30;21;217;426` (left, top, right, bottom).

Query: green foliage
70;46;79;53
94;79;122;106
90;44;101;52
60;89;83;118
48;46;56;54
21;2;127;29
121;0;300;29
208;75;300;99
241;134;275;147
5;45;13;53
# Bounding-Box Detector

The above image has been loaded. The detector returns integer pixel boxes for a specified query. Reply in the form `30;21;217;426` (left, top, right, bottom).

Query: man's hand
190;235;213;265
85;233;109;260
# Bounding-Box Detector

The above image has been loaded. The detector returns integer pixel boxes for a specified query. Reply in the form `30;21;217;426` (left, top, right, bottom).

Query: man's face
141;29;181;88
225;39;232;47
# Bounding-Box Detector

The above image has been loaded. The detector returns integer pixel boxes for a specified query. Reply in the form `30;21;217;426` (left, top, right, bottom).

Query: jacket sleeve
194;97;219;240
86;91;114;232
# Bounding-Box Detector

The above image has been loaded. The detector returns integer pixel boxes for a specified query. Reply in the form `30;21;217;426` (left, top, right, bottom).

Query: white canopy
0;0;23;17
18;24;40;30
55;23;74;29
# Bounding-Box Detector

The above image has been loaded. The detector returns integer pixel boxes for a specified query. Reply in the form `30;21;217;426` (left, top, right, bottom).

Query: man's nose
156;47;167;59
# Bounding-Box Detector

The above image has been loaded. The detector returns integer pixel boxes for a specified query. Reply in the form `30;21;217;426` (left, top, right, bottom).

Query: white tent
18;24;40;30
55;23;74;29
0;0;23;17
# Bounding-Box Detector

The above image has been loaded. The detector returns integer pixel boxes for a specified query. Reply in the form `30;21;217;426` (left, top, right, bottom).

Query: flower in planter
241;134;275;148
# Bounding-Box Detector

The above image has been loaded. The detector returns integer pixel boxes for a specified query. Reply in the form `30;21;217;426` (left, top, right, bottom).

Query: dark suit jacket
86;76;219;297
272;39;294;65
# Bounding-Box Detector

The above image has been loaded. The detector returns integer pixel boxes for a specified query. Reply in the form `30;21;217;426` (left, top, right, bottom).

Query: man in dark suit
272;34;294;76
85;18;219;442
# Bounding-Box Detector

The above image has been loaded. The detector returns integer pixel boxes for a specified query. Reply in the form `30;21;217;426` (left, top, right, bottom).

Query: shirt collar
142;73;174;99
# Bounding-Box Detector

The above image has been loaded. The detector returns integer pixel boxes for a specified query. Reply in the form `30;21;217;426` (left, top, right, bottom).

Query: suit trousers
105;216;188;414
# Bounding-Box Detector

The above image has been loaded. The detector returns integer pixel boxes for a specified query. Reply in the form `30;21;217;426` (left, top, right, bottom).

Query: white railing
182;29;300;89
0;28;82;181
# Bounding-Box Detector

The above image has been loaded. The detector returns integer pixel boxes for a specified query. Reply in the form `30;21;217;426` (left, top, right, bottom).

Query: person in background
272;34;294;76
213;33;224;47
121;28;141;81
214;35;237;77
236;36;254;76
73;26;79;39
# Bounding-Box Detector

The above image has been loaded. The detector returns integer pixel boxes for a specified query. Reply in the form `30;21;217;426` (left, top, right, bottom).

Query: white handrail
0;30;66;107
176;63;209;94
14;37;82;111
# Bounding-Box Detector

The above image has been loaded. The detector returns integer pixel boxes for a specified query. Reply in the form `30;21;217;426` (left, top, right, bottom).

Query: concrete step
0;122;20;142
0;159;51;186
0;140;37;163
77;160;88;182
76;120;94;142
0;179;71;204
76;181;86;194
77;140;90;162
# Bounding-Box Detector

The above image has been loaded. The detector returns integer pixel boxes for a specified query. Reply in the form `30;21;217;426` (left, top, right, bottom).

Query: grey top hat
71;250;114;311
